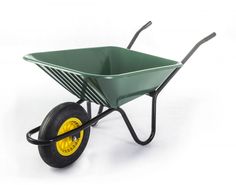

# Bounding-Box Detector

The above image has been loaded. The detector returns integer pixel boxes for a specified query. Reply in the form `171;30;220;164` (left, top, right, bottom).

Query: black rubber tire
38;102;90;168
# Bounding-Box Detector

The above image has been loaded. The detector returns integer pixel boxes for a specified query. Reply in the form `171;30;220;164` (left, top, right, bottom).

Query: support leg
77;92;158;145
116;93;158;145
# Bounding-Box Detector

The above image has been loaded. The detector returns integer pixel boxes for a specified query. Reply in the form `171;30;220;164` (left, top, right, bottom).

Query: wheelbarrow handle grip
201;32;216;43
181;32;216;64
140;21;152;31
127;21;152;49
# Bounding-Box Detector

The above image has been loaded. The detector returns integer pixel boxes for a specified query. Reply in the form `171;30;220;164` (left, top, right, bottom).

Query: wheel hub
56;117;84;156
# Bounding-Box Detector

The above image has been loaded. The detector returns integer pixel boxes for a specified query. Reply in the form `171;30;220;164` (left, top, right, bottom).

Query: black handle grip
127;21;152;49
140;21;152;31
201;32;216;43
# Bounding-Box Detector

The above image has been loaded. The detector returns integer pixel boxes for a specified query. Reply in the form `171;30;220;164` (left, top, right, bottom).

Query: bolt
72;136;77;141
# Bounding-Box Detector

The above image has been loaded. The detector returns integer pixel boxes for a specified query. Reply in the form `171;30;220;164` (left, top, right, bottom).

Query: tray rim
23;46;182;79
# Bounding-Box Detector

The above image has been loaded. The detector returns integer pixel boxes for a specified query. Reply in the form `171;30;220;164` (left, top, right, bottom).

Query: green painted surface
24;46;182;108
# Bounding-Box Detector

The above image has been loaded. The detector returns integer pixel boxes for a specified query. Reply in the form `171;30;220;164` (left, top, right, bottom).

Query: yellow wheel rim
56;117;84;156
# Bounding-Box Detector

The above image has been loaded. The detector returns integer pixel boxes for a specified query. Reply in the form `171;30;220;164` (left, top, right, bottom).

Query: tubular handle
181;32;216;64
154;32;216;94
127;21;152;49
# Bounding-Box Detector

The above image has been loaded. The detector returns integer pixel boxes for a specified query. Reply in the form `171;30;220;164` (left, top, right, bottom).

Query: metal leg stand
116;92;158;145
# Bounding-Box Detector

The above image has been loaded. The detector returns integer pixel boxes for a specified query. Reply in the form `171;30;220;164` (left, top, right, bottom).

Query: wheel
38;102;90;168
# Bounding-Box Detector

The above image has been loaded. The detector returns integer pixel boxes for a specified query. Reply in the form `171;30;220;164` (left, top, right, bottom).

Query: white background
0;0;235;184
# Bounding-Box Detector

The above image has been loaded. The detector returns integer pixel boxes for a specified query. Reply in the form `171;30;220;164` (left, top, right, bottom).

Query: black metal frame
26;21;216;146
27;91;158;146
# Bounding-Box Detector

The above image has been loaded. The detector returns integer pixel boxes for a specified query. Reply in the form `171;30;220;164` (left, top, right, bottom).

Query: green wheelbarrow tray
24;46;182;108
25;21;216;168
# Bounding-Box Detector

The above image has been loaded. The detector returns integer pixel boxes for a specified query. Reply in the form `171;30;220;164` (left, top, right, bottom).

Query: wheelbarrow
24;21;216;168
